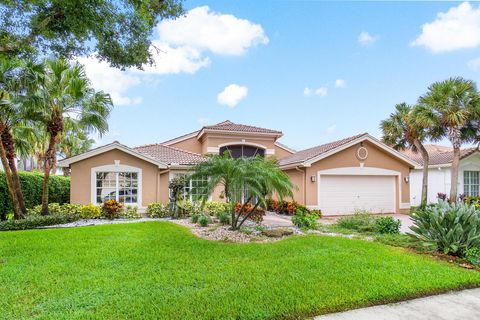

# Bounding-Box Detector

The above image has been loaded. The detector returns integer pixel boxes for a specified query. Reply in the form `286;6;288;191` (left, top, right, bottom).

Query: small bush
336;211;376;232
464;247;480;265
102;199;123;220
198;215;210;227
190;213;200;223
203;201;230;216
410;202;480;256
234;202;265;223
147;203;171;218
374;217;401;234
80;204;102;219
292;207;318;229
122;206;141;219
27;203;83;216
0;213;80;231
218;212;231;225
174;199;200;218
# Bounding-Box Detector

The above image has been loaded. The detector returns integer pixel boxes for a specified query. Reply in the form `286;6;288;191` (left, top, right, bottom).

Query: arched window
219;145;265;158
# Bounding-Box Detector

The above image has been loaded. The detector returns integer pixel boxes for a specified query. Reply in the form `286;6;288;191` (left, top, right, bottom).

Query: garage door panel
319;175;395;215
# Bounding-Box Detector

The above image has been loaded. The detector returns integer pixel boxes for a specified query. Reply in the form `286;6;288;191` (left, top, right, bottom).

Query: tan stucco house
58;120;417;215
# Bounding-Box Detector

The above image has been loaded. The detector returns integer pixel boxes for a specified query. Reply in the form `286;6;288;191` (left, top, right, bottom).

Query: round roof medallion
356;146;368;161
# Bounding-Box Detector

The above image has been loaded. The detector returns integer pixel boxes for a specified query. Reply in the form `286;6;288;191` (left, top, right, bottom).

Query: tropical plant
292;207;318;230
101;199;123;220
29;59;112;215
146;202;171;218
380;103;431;207
0;58;44;218
409;202;480;255
190;154;293;230
374;216;401;234
419;78;480;202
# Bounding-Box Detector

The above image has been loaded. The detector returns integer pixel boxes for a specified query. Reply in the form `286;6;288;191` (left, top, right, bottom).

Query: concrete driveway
315;288;480;320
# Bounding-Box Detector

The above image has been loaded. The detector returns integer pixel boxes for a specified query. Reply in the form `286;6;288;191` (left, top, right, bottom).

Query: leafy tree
380;103;431;207
190;154;293;230
29;59;112;215
419;77;480;202
0;58;43;218
0;0;183;68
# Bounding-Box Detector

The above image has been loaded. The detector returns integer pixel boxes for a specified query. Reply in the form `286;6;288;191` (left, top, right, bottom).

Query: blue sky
85;1;480;151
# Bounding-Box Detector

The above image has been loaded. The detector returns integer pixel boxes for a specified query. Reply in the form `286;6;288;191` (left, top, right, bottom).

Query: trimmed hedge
0;213;80;231
0;171;70;219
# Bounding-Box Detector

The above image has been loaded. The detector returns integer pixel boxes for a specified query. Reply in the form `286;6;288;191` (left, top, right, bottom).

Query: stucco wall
69;149;159;206
167;136;203;154
283;168;305;203
284;141;411;213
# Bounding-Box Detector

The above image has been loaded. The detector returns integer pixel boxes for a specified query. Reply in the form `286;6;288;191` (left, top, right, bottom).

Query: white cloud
158;6;269;56
78;57;143;106
358;31;378;45
217;84;248;107
335;79;346;88
143;41;211;74
326;125;337;134
315;87;328;97
303;87;312;96
411;2;480;53
468;57;480;70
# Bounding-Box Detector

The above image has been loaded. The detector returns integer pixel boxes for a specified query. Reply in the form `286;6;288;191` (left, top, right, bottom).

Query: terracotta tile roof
400;145;479;166
279;133;368;166
133;144;206;166
201;120;282;135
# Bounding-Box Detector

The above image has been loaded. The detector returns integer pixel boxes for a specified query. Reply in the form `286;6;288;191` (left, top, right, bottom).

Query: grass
1;222;480;319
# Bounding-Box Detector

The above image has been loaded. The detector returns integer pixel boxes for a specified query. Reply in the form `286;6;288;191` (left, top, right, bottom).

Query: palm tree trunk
51;153;57;175
413;140;429;207
41;134;57;215
0;136;20;218
450;146;461;202
1;129;27;216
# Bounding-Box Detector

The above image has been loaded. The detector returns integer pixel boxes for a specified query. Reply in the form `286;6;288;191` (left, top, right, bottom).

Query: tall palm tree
190;154;293;230
380;103;431;207
0;59;42;218
31;59;112;215
419;77;480;202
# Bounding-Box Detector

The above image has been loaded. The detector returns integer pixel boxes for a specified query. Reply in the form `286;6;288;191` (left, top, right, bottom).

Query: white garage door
319;175;395;215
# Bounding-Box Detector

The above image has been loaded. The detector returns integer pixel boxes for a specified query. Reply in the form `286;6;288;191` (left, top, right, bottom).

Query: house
402;145;480;206
58;121;416;215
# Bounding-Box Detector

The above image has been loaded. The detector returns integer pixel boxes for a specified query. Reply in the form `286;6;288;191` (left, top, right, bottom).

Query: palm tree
0;59;42;218
31;59;112;215
419;77;480;202
57;120;95;176
190;154;293;230
380;103;431;207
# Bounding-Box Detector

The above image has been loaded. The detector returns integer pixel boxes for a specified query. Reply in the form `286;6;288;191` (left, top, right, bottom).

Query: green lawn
1;222;480;319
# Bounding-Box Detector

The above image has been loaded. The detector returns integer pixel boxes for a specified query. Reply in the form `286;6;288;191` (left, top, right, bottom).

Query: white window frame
169;171;210;202
464;170;480;197
91;163;142;206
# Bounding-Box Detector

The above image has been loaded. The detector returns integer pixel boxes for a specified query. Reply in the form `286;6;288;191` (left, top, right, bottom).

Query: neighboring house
58;120;416;215
402;145;480;206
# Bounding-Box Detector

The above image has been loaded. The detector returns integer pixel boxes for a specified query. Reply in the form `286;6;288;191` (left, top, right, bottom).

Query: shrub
410;202;480;256
147;203;171;218
0;171;70;219
218;212;231;225
234;202;265;223
464;196;480;209
0;213;80;231
173;199;200;218
292;207;318;229
464;247;480;265
190;213;200;223
80;204;102;219
374;217;401;234
27;203;83;216
198;214;210;227
203;201;230;216
102;199;123;220
122;206;141;219
336;210;376;232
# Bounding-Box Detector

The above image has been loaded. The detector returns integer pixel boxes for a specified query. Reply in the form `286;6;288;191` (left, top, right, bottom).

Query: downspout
295;166;306;205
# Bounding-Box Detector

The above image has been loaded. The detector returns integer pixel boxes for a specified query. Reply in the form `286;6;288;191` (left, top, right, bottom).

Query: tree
190;154;293;230
0;58;43;218
419;77;480;202
31;59;112;215
0;0;183;68
380;103;432;207
57;120;95;176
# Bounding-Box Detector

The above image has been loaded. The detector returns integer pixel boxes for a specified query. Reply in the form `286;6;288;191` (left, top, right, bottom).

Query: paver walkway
315;288;480;320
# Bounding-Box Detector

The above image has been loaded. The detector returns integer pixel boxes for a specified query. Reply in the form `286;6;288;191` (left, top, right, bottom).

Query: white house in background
402;145;480;206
